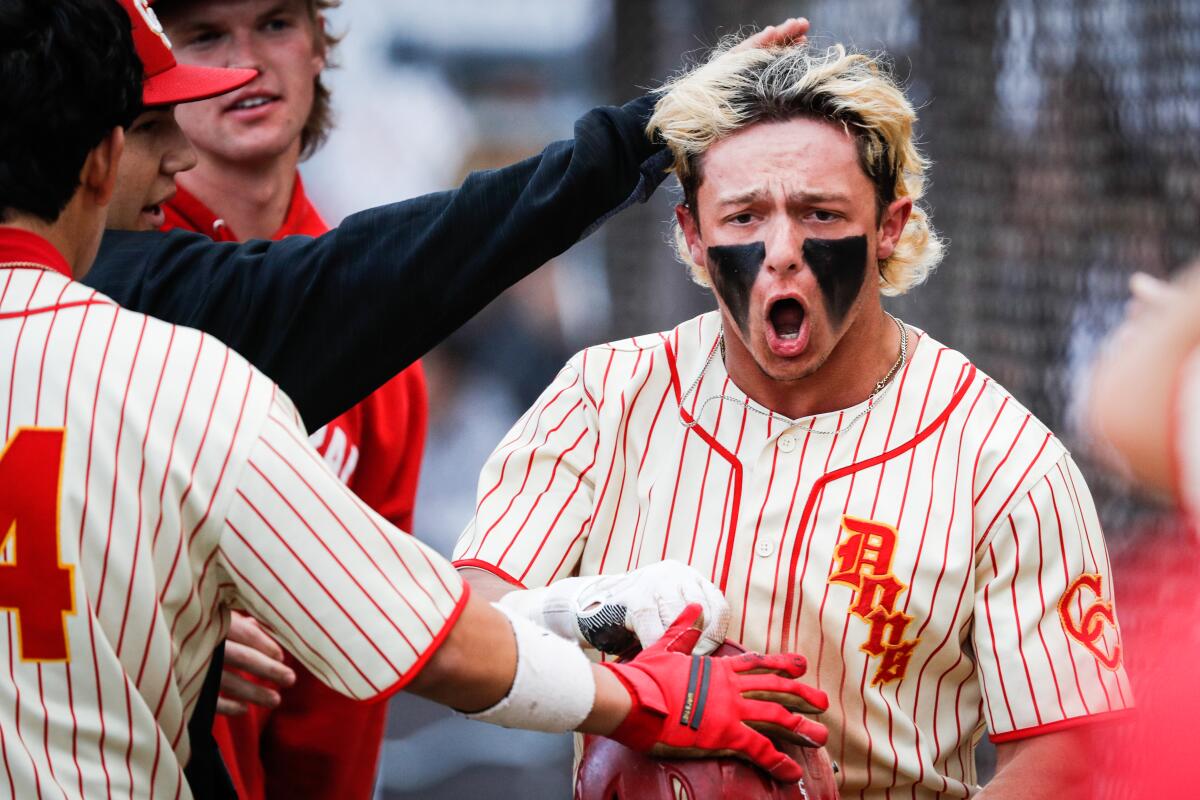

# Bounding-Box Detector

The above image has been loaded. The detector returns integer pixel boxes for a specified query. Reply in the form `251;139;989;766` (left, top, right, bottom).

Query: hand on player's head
602;604;829;783
731;18;811;53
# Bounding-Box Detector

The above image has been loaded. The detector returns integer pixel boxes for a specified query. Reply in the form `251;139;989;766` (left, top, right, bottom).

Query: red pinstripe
519;450;597;582
658;341;710;566
983;544;1016;730
235;485;415;667
1005;518;1042;725
502;426;590;570
1045;476;1092;715
6;621;43;799
225;520;384;690
707;399;749;586
973;414;1031;504
257;423;444;627
762;426;813;653
4;270;42;435
36;665;70;799
479;398;585;559
97;315;148;615
33;282;71;421
976;433;1051;552
663;340;744;592
690;375;730;572
1027;495;1068;718
738;442;780;642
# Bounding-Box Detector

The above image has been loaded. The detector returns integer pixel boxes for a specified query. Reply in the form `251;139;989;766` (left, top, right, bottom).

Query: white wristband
463;603;596;733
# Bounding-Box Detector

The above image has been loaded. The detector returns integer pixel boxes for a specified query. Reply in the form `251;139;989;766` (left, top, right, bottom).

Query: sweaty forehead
695;118;869;206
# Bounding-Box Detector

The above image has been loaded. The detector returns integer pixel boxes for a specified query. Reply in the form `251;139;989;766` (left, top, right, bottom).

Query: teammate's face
163;0;324;166
678;117;910;385
107;108;198;232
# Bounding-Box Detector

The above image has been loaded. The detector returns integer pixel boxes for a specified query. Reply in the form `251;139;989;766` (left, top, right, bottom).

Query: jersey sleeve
217;389;467;702
973;453;1132;742
452;362;597;588
1172;346;1200;523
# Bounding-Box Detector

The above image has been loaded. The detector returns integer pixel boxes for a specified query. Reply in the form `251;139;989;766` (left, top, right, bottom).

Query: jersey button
777;434;797;453
756;540;775;558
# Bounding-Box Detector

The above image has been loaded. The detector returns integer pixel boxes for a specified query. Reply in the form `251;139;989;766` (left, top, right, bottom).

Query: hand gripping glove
498;560;731;655
600;604;829;783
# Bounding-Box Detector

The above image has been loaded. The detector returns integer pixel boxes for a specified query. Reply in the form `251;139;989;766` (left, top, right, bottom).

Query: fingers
732;17;811;54
731;651;809;678
736;675;829;714
219;668;283;711
224;640;296;689
628;599;669;649
227;613;286;661
738;727;805;783
216;696;248;716
740;698;830;748
691;580;731;656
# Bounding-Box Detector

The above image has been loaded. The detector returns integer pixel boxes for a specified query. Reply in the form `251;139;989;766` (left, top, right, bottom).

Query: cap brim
142;64;258;107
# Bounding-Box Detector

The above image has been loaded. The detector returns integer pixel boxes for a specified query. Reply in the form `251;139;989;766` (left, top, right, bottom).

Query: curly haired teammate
0;2;828;797
455;41;1132;798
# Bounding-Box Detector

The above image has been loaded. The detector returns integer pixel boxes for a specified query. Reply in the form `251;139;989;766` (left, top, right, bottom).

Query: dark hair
154;0;341;160
0;0;143;223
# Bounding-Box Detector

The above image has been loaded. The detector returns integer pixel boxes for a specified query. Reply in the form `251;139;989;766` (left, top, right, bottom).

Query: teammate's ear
675;203;707;272
875;196;911;262
311;14;328;74
82;127;125;208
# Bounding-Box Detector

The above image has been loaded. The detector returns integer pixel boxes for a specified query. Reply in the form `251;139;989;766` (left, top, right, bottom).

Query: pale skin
161;0;325;239
1086;266;1200;496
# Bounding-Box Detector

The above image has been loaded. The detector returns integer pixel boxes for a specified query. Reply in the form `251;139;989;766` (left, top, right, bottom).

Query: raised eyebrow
787;190;852;206
714;188;770;208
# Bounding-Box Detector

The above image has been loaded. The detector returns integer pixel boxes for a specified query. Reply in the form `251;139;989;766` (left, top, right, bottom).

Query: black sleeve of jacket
84;95;670;430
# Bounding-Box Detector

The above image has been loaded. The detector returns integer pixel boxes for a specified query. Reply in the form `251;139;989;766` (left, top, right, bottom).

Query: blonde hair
649;42;943;295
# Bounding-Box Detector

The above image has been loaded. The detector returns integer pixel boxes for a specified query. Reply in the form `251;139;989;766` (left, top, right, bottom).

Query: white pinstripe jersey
0;240;464;799
455;310;1130;799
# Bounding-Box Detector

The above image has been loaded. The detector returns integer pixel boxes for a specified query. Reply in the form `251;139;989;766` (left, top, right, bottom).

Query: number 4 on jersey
0;428;76;661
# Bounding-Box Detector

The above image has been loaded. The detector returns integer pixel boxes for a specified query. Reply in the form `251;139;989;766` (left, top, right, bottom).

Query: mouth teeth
769;299;805;340
233;97;271;110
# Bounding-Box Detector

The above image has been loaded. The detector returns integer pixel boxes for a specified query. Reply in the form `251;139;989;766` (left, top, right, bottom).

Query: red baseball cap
117;0;257;106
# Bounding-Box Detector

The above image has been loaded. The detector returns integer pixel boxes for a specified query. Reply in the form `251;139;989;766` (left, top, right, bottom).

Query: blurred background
298;0;1200;796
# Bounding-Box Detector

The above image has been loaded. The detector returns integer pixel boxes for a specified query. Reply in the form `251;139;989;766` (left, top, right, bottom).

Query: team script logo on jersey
829;516;918;685
1058;573;1122;670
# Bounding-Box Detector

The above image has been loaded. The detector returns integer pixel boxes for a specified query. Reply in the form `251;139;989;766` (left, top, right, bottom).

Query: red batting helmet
576;642;839;800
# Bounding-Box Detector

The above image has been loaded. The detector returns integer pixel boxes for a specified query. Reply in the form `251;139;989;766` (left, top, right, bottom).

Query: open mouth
227;94;280;113
769;298;805;340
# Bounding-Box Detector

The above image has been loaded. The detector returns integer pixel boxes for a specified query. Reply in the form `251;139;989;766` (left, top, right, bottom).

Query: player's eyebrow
713;187;853;208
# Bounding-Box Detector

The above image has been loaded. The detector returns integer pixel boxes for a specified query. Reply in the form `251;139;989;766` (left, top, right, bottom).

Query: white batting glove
498;560;731;656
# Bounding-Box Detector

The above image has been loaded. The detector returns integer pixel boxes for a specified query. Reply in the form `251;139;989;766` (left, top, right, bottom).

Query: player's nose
762;219;804;276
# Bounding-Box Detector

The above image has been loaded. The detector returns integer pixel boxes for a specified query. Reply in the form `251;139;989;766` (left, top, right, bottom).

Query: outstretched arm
84;19;809;431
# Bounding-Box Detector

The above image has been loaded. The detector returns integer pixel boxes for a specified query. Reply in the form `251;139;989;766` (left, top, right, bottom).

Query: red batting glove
601;604;829;783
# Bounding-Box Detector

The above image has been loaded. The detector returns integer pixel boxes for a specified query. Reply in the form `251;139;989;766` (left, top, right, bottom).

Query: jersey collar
162;173;328;241
0;227;72;278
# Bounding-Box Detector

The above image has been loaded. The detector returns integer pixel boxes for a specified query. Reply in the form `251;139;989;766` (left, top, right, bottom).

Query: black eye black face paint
803;235;868;326
706;242;765;335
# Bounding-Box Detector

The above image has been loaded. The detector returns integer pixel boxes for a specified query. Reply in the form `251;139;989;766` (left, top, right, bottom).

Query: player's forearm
978;731;1089;799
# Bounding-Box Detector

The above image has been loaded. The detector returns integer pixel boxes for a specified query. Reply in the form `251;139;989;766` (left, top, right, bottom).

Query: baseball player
126;0;430;795
454;42;1132;798
0;2;829;797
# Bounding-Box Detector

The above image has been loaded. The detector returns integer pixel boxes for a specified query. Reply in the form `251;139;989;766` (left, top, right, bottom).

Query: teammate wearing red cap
0;2;827;797
122;1;430;795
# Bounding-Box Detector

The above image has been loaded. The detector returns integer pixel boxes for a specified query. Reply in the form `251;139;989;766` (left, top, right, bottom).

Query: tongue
770;302;804;336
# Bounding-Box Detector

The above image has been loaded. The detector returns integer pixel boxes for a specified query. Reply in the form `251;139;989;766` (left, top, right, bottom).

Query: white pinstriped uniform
455;310;1130;799
0;253;465;800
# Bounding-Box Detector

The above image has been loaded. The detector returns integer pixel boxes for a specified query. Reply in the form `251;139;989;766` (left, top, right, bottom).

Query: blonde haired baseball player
456;41;1131;798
